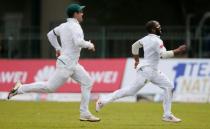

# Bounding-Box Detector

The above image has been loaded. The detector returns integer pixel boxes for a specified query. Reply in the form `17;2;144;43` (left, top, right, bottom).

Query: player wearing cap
7;3;100;122
96;20;186;123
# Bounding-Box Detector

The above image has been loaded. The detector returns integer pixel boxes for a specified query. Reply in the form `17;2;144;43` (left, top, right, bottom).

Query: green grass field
0;100;210;129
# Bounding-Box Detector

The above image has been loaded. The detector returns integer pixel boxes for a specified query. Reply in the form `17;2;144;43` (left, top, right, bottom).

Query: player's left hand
177;44;187;53
89;44;95;51
88;40;96;52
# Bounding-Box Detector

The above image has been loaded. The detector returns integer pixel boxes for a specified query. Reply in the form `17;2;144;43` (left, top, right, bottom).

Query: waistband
139;66;158;71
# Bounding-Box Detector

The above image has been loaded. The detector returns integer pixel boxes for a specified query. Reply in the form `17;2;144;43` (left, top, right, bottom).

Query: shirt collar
148;33;160;38
67;18;79;24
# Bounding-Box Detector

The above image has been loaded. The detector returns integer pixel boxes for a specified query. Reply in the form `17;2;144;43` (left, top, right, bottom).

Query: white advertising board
122;58;210;102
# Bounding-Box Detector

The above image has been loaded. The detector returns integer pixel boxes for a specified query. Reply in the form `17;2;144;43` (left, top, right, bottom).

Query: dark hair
67;11;78;18
145;20;159;33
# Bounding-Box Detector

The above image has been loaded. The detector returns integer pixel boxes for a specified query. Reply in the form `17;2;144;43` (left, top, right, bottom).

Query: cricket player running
7;3;100;122
96;20;187;123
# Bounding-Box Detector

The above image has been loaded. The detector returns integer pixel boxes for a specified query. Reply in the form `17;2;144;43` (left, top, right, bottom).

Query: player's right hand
134;61;139;69
56;50;61;57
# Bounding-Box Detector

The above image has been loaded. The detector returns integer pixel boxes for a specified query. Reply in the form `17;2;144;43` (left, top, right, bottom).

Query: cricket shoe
95;96;105;112
7;81;22;100
80;114;100;122
162;114;181;123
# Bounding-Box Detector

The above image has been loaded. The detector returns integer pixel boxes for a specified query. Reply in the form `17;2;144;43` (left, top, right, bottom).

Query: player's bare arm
133;55;139;69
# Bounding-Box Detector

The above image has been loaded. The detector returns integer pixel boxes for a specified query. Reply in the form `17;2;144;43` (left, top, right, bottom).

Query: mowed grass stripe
0;101;210;129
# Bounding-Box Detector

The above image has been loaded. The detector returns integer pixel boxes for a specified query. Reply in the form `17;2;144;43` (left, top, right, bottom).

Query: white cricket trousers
101;66;174;117
17;60;93;116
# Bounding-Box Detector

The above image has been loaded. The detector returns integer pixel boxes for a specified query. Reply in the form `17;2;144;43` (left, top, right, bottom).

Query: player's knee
168;82;174;89
164;82;174;90
44;83;57;93
82;79;93;88
163;86;173;93
168;87;173;92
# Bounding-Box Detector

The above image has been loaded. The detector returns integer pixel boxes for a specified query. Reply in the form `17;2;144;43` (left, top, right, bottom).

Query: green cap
66;4;85;15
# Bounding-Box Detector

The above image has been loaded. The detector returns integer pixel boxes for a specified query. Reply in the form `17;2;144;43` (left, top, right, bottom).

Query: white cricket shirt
47;18;93;66
137;34;166;69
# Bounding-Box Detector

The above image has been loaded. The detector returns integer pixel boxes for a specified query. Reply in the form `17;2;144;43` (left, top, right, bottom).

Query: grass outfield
0;101;210;129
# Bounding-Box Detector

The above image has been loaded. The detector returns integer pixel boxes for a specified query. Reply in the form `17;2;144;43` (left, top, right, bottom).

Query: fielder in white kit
96;20;186;123
7;3;100;122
